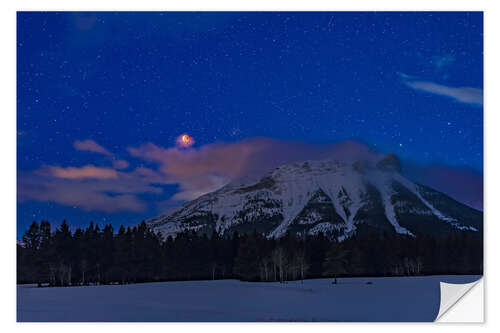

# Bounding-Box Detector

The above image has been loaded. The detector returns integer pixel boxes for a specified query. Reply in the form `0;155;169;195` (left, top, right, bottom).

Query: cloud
18;173;148;213
112;159;129;169
128;140;261;200
431;54;456;70
396;72;416;80
128;138;381;201
18;137;482;214
74;139;130;170
405;80;483;105
399;73;483;106
72;13;98;31
37;165;119;180
404;164;483;211
127;138;483;210
18;139;162;212
74;139;113;157
18;166;166;213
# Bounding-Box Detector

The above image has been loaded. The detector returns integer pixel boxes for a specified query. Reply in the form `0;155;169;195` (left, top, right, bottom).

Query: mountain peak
147;155;481;240
376;153;401;172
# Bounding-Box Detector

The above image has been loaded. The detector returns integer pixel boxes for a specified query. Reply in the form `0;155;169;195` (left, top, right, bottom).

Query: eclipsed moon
176;133;195;147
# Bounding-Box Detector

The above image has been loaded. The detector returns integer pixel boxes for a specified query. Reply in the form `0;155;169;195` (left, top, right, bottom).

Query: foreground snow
17;275;481;322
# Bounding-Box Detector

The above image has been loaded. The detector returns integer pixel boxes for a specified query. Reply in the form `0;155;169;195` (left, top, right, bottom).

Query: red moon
176;133;195;147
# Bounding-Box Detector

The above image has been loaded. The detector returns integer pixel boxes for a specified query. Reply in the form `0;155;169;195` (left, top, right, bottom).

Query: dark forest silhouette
17;220;483;286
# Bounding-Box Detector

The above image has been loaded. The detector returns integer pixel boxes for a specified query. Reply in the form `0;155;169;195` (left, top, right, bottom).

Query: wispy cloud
112;159;130;169
37;165;119;180
404;164;483;211
431;54;456;70
399;73;483;106
405;80;483;105
18;140;163;212
74;139;129;169
74;139;113;156
18;165;165;213
18;173;149;213
18;138;378;212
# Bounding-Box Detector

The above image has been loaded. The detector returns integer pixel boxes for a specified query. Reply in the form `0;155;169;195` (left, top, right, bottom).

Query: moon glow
177;133;195;147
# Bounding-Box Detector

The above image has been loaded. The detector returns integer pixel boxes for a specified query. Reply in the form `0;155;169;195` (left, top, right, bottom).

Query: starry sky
17;12;483;236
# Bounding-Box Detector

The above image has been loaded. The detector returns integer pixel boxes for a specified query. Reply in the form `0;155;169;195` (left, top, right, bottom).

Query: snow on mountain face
147;154;482;240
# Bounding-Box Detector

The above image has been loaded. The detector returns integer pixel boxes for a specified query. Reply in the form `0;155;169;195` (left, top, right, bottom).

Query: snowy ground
17;275;481;322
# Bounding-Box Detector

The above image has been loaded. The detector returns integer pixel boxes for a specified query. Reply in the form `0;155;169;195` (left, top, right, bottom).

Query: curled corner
435;278;483;322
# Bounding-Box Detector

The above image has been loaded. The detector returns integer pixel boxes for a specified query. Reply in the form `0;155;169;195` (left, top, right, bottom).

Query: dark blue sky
17;12;483;235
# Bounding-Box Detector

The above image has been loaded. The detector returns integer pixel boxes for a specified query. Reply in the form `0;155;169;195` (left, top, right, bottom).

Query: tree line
17;220;483;286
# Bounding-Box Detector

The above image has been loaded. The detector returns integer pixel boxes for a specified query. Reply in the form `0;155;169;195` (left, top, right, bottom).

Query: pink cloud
37;165;119;180
74;139;130;170
407;165;483;211
18;166;166;213
21;138;380;213
128;138;482;211
112;159;129;169
128;138;381;201
18;137;482;214
18;173;147;212
74;139;113;156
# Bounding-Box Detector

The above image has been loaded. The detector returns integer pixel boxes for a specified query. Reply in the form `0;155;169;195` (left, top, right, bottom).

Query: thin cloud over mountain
18;138;482;213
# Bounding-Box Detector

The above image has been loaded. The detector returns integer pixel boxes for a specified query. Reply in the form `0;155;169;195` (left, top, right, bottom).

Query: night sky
17;12;483;236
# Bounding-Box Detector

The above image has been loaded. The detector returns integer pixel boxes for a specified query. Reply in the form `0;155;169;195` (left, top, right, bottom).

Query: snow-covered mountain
147;154;482;240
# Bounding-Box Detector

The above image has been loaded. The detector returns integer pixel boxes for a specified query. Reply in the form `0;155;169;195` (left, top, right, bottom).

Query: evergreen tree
22;221;40;251
17;219;483;286
234;233;261;281
53;220;73;286
323;242;349;284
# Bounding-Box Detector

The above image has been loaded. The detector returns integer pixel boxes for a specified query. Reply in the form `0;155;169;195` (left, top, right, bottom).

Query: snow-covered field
17;275;480;322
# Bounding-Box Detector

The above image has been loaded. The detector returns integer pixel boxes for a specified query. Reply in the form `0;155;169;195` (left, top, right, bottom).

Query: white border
2;0;498;332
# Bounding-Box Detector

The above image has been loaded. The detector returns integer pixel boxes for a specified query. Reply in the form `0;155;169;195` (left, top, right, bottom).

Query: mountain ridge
147;154;482;240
